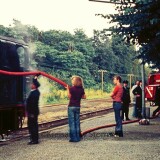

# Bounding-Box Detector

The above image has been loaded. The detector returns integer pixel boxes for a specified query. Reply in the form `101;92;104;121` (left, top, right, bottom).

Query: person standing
131;80;140;118
152;105;160;117
26;76;40;145
66;76;86;142
152;85;160;117
110;75;124;137
132;80;142;119
121;80;131;121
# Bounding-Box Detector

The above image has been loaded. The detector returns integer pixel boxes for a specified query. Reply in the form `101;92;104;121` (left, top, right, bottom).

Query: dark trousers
27;115;39;142
122;103;130;120
136;98;142;119
153;105;160;116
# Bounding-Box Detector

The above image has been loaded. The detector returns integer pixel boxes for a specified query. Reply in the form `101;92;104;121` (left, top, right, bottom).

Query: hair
32;78;40;88
123;80;128;84
113;75;122;83
71;75;84;87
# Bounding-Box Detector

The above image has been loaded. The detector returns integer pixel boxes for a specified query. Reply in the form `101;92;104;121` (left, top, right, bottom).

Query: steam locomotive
0;36;68;137
0;35;30;136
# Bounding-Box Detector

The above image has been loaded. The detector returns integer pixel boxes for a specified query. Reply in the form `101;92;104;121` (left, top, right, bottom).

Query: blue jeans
113;102;123;135
68;107;81;141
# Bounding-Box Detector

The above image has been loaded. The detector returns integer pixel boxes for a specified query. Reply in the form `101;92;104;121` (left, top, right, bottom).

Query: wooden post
128;74;134;89
98;70;107;93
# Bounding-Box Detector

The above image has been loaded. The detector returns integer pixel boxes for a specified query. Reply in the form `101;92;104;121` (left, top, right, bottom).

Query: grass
38;77;112;106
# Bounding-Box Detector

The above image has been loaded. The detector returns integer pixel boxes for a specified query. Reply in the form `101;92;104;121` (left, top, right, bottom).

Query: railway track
40;98;112;112
0;106;114;145
1;99;138;144
37;98;113;124
1;99;137;145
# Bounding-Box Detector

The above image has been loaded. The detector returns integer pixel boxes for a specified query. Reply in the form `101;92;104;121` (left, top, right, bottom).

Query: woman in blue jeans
66;76;86;142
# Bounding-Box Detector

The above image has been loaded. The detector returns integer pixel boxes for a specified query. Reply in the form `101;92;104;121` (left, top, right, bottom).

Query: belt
113;101;121;103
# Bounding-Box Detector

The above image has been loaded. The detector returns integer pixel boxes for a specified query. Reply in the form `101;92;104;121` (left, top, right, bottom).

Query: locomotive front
0;35;30;135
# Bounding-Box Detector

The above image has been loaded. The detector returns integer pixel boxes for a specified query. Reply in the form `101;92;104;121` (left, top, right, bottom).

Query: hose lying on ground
81;119;140;136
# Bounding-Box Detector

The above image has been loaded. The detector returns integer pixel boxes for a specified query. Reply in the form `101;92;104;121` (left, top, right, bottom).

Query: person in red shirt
110;75;123;137
66;76;86;142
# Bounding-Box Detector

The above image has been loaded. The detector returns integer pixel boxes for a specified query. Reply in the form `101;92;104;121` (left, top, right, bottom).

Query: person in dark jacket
121;80;131;121
26;76;40;145
132;80;142;119
131;80;140;118
152;86;160;117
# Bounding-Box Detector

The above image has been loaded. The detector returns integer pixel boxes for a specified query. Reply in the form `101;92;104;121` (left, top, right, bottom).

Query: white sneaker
0;139;6;142
114;135;119;137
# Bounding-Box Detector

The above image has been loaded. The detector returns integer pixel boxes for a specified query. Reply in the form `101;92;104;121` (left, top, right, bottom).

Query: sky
0;0;116;37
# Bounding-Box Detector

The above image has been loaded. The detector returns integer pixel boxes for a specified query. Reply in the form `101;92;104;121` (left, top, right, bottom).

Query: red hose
0;70;68;87
81;119;139;136
1;69;156;136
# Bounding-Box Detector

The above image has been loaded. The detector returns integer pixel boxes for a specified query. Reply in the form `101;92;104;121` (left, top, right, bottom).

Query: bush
38;77;112;106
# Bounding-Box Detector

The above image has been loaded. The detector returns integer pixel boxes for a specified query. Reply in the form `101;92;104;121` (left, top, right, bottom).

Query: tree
0;19;143;88
111;35;135;74
35;30;97;85
98;0;160;68
92;30;140;81
92;30;117;72
32;41;94;87
0;19;40;42
73;29;96;74
0;25;8;36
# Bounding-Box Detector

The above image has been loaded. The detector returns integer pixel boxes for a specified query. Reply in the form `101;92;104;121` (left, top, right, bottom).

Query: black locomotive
0;35;30;135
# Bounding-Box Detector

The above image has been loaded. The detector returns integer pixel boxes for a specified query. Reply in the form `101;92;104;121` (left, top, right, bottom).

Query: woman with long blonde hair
66;76;86;142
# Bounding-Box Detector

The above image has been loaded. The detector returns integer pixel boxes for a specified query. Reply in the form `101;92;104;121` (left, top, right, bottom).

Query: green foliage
99;0;160;68
39;77;109;105
0;19;146;100
92;30;140;83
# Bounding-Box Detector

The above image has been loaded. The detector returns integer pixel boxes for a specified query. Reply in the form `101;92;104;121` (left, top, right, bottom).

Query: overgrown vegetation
39;77;110;106
98;0;160;69
0;19;151;104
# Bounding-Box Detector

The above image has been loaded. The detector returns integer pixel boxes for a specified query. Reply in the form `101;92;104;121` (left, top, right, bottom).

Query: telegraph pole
141;58;146;118
98;70;107;93
136;44;146;119
128;74;134;89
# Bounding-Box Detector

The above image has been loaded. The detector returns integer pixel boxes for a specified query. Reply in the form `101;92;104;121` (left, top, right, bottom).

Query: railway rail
0;106;114;145
0;102;156;146
39;98;112;114
1;98;148;145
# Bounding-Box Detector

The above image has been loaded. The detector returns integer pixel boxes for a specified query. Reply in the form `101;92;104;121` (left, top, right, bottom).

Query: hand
34;74;41;79
65;85;69;90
